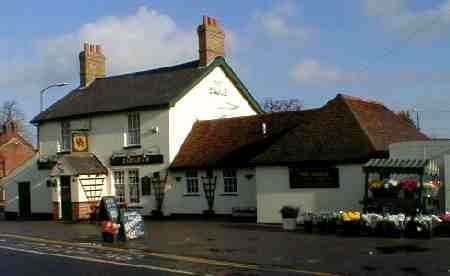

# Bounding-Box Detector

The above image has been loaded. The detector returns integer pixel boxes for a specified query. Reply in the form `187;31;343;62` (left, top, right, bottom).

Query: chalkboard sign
120;211;145;240
99;196;120;223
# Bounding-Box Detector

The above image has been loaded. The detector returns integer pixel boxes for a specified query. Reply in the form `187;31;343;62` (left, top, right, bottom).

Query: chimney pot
197;15;225;67
79;43;106;87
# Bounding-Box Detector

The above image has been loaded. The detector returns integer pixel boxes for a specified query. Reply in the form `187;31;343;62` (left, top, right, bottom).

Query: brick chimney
79;43;106;87
0;120;18;145
197;16;225;67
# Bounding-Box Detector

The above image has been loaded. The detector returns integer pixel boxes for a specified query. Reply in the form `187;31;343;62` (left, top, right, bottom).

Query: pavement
1;219;450;275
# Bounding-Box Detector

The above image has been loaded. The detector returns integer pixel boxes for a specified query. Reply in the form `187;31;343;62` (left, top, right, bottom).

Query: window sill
123;145;141;149
220;193;239;197
183;193;201;197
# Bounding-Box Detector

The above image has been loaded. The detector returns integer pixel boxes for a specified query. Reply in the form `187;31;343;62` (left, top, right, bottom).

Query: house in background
3;16;262;220
171;94;429;223
0;120;36;216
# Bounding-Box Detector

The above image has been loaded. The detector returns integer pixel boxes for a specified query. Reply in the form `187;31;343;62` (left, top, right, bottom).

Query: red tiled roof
170;94;429;169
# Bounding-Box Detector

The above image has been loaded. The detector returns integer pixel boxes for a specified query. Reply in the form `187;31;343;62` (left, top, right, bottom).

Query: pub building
1;17;434;223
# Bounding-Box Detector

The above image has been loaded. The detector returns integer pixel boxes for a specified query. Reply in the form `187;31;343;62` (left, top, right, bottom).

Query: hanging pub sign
98;196;120;223
289;167;339;189
72;133;89;152
120;210;145;240
110;154;164;166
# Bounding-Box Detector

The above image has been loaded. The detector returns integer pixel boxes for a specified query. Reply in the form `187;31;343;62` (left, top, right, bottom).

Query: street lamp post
40;82;71;111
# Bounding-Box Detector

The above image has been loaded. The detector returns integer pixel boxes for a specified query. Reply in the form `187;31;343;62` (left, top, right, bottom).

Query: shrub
280;206;299;219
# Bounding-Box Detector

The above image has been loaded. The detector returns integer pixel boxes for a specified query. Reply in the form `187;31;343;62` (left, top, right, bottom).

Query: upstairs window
186;170;199;194
223;169;238;193
126;112;140;146
60;121;71;152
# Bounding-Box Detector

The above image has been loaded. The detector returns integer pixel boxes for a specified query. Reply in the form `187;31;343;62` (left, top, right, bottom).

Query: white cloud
289;58;450;87
0;6;241;91
290;59;348;86
254;0;311;41
363;0;450;41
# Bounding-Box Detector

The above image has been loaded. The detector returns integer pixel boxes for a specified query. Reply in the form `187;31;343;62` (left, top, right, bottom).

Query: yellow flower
341;211;361;222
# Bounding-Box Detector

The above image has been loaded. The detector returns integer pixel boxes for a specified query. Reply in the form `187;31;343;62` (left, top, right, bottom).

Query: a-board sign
120;211;145;240
99;196;119;223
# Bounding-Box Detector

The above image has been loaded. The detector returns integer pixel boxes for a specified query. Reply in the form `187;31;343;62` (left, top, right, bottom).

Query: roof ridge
337;95;379;153
94;59;200;81
337;93;384;106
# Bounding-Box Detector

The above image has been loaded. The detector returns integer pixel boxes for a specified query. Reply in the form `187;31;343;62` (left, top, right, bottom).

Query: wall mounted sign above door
72;133;89;152
110;154;164;166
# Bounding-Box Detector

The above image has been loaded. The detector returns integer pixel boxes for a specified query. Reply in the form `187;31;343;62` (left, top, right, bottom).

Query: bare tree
0;100;33;143
263;98;303;112
397;110;418;129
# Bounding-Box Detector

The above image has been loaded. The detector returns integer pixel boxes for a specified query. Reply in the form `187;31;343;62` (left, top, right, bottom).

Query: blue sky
1;0;450;138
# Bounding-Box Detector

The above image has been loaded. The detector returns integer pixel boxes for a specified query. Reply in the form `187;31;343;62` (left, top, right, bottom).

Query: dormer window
125;112;140;147
59;121;71;152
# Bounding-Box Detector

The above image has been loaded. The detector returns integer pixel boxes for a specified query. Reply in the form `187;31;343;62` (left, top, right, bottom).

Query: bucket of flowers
369;180;384;198
301;212;315;233
435;213;450;237
361;213;383;236
376;214;406;238
405;215;441;239
317;212;339;234
340;211;361;236
280;206;299;231
400;180;418;199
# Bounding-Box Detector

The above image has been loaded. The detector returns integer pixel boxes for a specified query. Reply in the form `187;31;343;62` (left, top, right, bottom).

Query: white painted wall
166;168;256;215
2;157;52;214
256;165;365;224
34;65;258;216
389;140;450;160
169;67;257;162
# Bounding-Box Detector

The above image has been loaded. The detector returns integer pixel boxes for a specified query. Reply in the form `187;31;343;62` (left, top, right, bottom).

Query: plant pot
304;220;313;233
341;221;361;236
282;218;297;231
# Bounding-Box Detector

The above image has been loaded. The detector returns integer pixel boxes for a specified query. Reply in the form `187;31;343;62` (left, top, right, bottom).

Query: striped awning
364;158;439;175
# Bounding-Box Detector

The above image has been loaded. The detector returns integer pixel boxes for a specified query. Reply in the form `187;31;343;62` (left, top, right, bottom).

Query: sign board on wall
72;133;89;152
289;167;340;188
110;154;163;166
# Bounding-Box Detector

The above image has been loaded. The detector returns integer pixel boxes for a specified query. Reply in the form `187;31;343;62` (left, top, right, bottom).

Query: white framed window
186;170;199;194
128;169;140;204
113;171;125;203
59;121;71;152
126;112;140;146
223;169;238;194
112;169;140;204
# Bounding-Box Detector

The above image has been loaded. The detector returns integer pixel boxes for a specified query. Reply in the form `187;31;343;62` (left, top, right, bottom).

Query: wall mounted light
175;176;182;182
245;174;254;180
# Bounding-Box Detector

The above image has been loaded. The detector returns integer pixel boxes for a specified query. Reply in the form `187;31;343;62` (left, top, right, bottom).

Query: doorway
60;176;72;221
18;182;31;218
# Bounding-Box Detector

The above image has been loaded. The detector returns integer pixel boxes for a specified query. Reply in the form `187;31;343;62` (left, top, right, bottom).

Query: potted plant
340;211;362;236
280;206;299;230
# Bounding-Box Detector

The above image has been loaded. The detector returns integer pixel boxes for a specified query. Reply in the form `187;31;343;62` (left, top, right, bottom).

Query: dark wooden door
18;182;31;218
60;176;72;221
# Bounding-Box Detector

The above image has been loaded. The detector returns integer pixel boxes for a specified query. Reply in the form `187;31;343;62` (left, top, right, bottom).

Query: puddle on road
376;244;429;255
